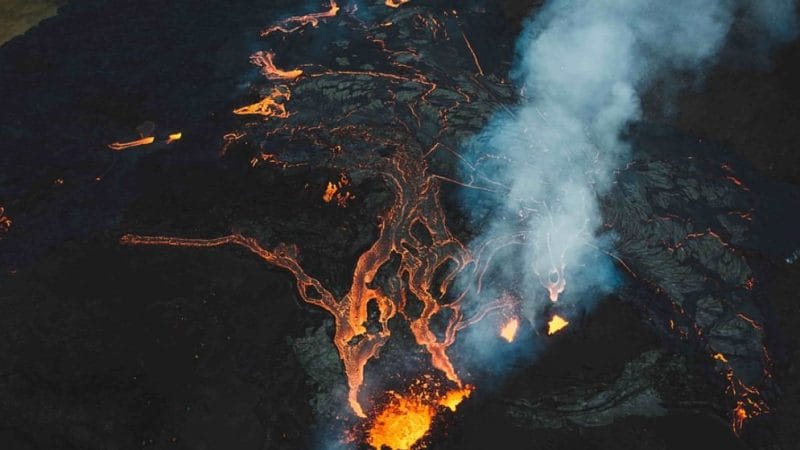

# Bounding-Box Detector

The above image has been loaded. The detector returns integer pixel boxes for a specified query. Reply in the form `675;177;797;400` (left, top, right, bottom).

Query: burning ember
499;317;519;343
366;378;472;450
547;314;569;335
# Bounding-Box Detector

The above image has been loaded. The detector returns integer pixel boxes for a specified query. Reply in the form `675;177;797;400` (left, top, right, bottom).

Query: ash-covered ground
1;1;800;449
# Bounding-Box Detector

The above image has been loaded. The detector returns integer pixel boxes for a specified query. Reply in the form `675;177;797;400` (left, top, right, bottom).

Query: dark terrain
1;1;799;449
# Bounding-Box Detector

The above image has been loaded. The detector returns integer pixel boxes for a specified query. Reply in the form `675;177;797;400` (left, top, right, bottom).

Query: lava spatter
366;377;472;450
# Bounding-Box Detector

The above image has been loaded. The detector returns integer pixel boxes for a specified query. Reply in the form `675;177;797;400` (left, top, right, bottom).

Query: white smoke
462;0;798;323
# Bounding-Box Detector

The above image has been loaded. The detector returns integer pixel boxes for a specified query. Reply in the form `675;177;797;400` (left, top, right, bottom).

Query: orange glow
499;317;519;343
322;173;353;206
547;314;569;335
120;154;513;419
438;386;472;412
713;352;729;363
108;136;155;151
250;51;303;80
261;0;340;36
540;265;566;302
385;0;411;7
0;206;11;240
233;87;291;118
367;380;472;450
725;369;769;434
166;132;182;144
461;32;484;76
221;132;245;155
733;402;749;432
322;182;338;203
737;312;764;330
367;393;434;450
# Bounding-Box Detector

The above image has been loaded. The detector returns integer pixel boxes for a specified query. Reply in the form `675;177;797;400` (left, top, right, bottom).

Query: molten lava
368;393;434;450
438;386;472;412
121;151;514;419
166;132;182;144
250;51;303;81
118;1;774;444
107;136;155;151
260;0;340;37
108;131;182;151
499;317;519;343
233;86;291;118
322;182;338;203
366;379;472;450
385;0;411;8
322;173;353;206
547;314;569;335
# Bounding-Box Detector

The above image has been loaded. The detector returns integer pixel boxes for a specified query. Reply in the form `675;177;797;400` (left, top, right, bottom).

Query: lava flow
108;131;182;151
260;0;340;37
232;86;291;118
107;136;155;151
121;151;513;420
117;0;773;445
250;51;303;80
386;0;411;8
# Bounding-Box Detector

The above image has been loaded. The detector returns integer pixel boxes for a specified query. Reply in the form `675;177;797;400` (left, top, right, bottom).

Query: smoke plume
461;0;798;324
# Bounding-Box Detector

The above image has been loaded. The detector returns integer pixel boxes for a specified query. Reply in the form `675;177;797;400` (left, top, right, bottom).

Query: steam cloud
462;0;798;323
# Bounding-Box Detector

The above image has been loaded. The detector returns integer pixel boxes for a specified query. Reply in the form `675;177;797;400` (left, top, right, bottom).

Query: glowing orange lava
322;182;338;203
166;132;182;144
121;152;515;419
385;0;411;8
499;317;519;343
233;86;291;118
547;314;569;335
366;380;472;450
250;51;303;80
108;136;155;151
438;386;472;412
322;173;353;206
461;32;484;76
368;393;433;450
261;0;340;37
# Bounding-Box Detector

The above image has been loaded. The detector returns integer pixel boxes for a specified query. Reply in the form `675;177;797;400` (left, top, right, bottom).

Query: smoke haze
461;0;798;324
